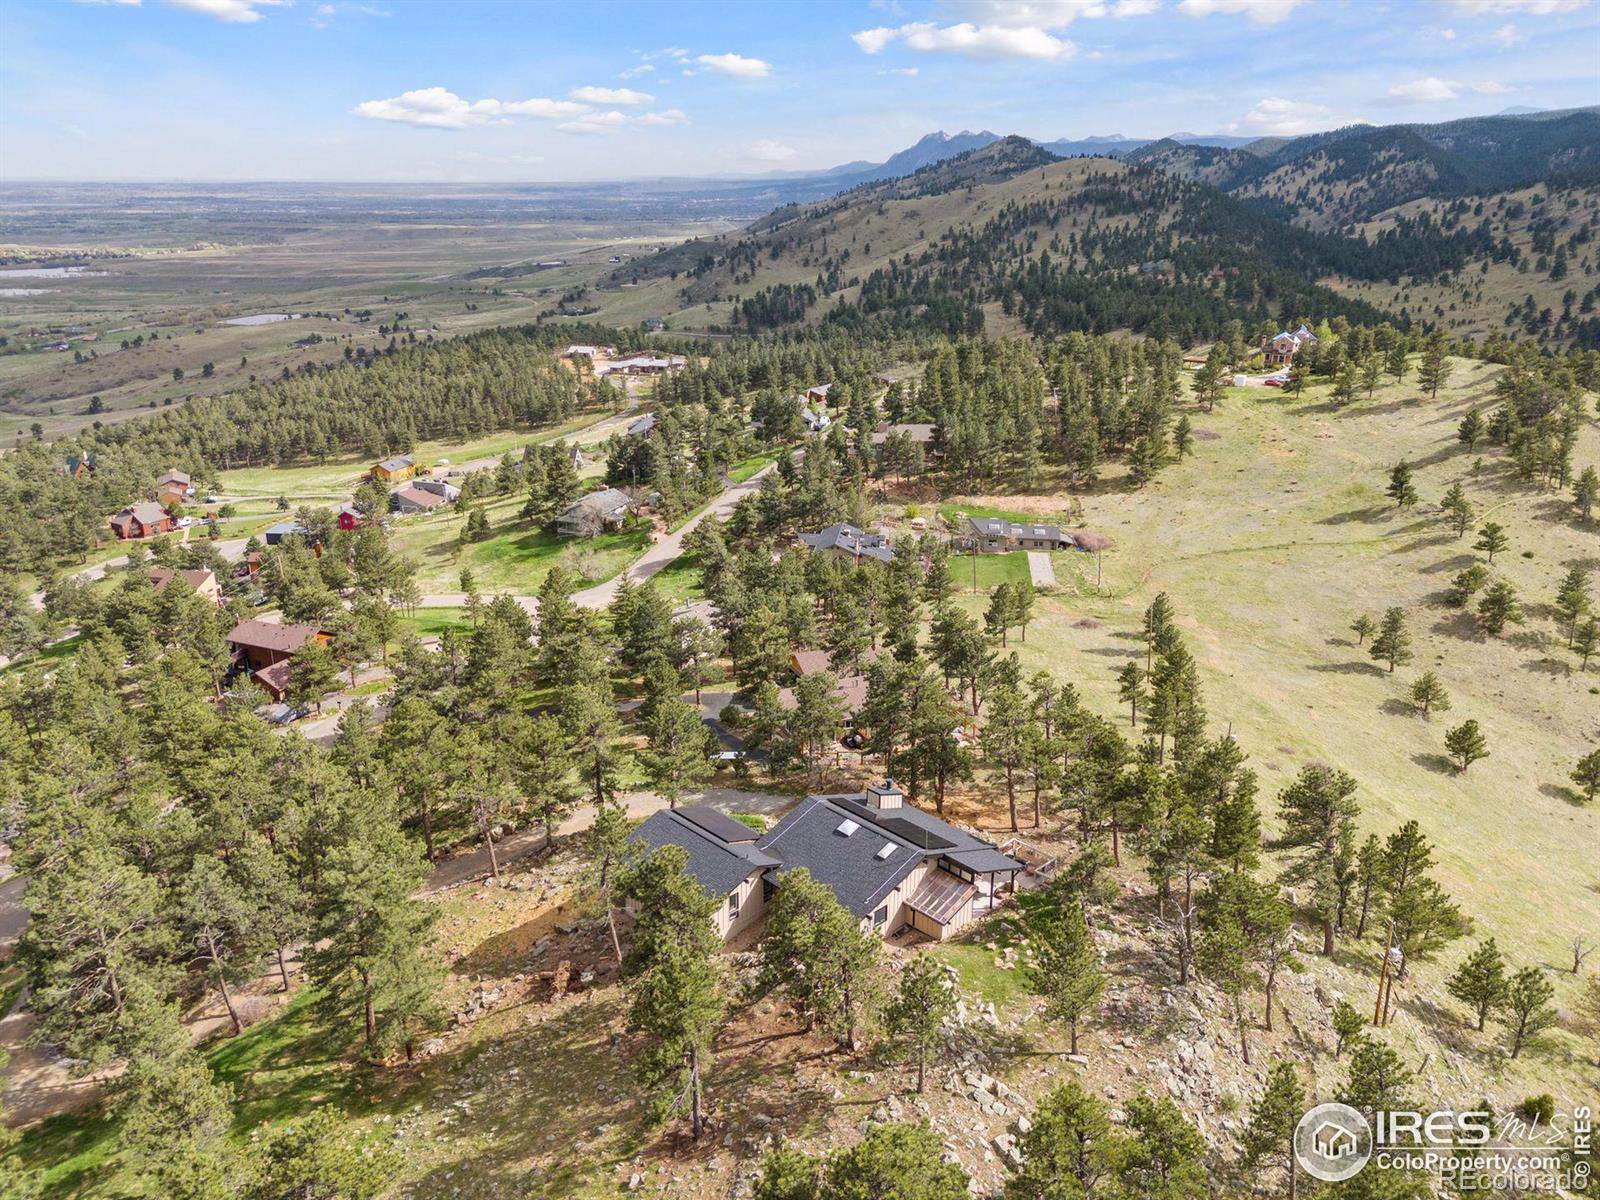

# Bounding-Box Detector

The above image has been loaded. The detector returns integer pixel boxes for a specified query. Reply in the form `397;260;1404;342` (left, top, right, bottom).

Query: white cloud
1472;80;1513;93
558;111;630;136
635;108;689;126
750;138;799;163
164;0;289;20
878;66;921;75
1177;0;1305;25
353;87;589;130
1448;0;1588;13
946;0;1156;21
569;86;654;105
1387;76;1461;103
854;21;1077;59
619;64;655;79
696;52;772;78
1440;26;1458;36
1233;96;1352;136
1490;21;1524;43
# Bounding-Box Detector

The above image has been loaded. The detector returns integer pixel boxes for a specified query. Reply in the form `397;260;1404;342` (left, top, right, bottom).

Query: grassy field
942;361;1599;1041
390;494;649;594
214;410;625;502
0;194;728;441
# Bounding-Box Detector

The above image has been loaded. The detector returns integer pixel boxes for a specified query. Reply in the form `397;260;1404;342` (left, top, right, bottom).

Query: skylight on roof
876;842;896;860
836;819;860;837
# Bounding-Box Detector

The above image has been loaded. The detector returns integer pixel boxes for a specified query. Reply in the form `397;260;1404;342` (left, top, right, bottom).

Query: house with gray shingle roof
797;523;893;565
631;781;1025;944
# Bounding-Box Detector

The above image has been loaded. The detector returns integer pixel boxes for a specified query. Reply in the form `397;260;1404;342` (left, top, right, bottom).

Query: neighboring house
777;672;870;722
372;453;417;483
156;469;194;495
790;649;834;677
389;485;450;516
804;384;832;406
799;405;831;434
227;618;327;701
797;523;893;565
957;515;1070;554
642;316;666;332
625;412;658;438
1261;325;1318;368
869;422;937;447
556;487;633;537
149;567;223;606
264;520;315;547
631;781;1025;944
410;479;461;502
57;452;96;478
629;807;781;940
604;355;685;377
109;502;173;540
562;344;599;358
335;504;364;531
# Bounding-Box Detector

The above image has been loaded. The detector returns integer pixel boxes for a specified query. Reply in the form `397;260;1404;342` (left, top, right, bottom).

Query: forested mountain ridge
600;142;1507;344
1129;107;1600;229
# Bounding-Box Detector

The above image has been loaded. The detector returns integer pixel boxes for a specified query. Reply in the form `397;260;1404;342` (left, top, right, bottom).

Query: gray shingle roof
632;808;779;899
755;795;924;917
797;523;893;564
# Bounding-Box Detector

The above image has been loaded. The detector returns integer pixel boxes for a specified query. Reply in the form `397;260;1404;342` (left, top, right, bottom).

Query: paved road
573;462;774;608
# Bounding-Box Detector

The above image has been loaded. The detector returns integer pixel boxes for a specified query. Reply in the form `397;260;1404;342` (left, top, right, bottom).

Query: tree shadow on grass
1379;698;1417;718
1539;783;1590;808
1420;552;1475;575
1429;612;1482;642
1318;507;1390;527
1309;660;1387;677
1411;753;1457;776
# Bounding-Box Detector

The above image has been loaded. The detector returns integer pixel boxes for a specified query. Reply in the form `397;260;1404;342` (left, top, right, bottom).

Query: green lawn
216;408;624;501
646;553;705;604
390;494;650;593
949;549;1034;594
395;607;474;638
727;451;779;484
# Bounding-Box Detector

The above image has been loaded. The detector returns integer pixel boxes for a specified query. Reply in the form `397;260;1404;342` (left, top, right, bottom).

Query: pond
0;266;107;279
220;313;299;326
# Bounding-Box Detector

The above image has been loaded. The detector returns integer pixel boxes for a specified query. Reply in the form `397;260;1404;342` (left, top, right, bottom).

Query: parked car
205;494;222;504
176;516;194;528
1263;377;1283;388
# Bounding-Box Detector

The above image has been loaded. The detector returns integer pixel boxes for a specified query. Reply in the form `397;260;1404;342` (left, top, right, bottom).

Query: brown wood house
109;502;174;540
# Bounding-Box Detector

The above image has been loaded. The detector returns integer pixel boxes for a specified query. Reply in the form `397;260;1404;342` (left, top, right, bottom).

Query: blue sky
2;0;1597;181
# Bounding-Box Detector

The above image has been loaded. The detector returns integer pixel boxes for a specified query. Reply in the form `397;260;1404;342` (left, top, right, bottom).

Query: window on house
873;904;889;929
728;892;740;921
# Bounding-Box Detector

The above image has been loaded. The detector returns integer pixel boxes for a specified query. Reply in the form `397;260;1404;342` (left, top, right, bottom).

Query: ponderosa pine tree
1007;1081;1122;1200
757;867;880;1052
1441;482;1474;538
1025;900;1105;1054
1573;749;1600;802
1458;407;1484;450
1370;607;1413;673
1277;764;1360;956
1386;460;1419;509
1409;672;1450;719
1117;659;1147;725
1240;1062;1305;1200
1418;334;1452;398
1502;966;1557;1058
1473;521;1509;564
1445;720;1489;773
1554;566;1592;645
1446;939;1510;1031
1119;1095;1209;1200
884;954;956;1094
1350;613;1375;645
1477;580;1522;636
